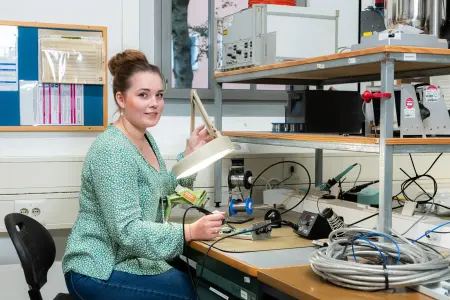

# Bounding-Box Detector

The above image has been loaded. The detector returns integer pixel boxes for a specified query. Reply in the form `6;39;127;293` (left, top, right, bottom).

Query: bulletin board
0;20;108;132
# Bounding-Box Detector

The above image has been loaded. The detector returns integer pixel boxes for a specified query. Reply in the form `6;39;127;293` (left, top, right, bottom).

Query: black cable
348;195;446;230
422;153;443;174
249;161;311;215
272;174;293;189
249;161;310;198
405;238;445;259
190;220;278;299
347;205;403;227
410;153;419;177
182;206;202;300
281;219;299;231
237;181;245;200
392;153;442;203
409;202;450;215
339;233;362;260
434;203;450;211
399;170;437;203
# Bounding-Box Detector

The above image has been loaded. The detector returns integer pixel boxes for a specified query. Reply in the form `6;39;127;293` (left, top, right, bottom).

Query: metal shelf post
315;149;323;186
378;59;395;234
214;80;223;206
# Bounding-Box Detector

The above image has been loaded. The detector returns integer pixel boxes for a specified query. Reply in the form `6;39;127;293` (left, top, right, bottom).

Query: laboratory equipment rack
212;45;450;234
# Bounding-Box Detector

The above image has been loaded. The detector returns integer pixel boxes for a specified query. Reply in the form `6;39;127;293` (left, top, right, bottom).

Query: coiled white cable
309;228;450;291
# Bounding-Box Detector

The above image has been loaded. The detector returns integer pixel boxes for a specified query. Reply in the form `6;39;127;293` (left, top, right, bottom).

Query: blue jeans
65;268;195;300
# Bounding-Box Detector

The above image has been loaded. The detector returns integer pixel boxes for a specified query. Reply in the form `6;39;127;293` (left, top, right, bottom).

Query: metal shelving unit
213;46;450;234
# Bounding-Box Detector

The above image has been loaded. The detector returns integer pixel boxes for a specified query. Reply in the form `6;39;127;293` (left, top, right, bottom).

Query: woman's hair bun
108;49;149;76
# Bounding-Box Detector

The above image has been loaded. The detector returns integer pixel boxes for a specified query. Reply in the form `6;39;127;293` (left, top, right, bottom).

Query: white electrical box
218;4;339;71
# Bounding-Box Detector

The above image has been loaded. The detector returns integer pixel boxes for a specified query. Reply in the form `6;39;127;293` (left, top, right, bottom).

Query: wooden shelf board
223;132;450;147
387;138;450;145
214;46;450;80
222;131;379;145
268;62;446;81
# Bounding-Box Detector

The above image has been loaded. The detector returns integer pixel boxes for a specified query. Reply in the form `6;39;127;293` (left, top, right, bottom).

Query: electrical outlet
285;163;300;182
15;200;44;223
32;208;41;217
290;166;295;174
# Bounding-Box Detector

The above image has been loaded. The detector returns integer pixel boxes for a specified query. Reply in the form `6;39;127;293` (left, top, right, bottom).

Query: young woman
62;49;224;299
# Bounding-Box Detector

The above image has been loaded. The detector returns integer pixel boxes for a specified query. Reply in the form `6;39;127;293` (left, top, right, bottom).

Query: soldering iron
194;206;236;230
343;180;379;194
319;163;358;192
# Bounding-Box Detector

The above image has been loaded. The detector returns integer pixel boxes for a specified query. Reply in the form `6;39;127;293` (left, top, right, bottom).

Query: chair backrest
4;213;56;298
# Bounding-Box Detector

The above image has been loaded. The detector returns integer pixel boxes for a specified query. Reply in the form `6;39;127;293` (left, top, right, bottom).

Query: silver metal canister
384;0;431;31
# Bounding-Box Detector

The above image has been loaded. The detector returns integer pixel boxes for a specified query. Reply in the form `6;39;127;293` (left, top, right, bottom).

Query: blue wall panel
84;85;104;126
18;27;39;81
0;91;20;126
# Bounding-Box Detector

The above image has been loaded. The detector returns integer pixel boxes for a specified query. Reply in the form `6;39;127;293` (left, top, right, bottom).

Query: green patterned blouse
62;124;196;280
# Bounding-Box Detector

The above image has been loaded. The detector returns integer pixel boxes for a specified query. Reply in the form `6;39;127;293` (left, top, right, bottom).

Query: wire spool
249;0;296;8
228;170;253;190
229;198;254;216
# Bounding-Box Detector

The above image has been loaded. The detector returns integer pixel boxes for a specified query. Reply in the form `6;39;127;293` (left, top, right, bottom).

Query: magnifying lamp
172;89;235;179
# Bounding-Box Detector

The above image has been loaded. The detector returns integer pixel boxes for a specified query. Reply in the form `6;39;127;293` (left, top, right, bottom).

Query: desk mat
199;217;315;253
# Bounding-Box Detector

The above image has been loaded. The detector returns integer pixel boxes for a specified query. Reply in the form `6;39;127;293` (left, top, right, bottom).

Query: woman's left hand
184;124;213;156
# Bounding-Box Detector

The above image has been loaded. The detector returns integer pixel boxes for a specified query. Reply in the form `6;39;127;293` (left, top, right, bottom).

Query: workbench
180;215;432;299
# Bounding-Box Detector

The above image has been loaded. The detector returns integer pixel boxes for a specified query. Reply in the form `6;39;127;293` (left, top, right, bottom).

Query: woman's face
116;71;165;129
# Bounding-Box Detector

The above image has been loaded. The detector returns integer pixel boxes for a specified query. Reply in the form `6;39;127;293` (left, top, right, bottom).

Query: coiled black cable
249;160;311;215
393;153;442;204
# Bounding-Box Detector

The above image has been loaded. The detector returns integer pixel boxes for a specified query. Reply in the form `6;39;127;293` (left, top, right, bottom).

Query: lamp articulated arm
190;89;221;139
172;89;235;179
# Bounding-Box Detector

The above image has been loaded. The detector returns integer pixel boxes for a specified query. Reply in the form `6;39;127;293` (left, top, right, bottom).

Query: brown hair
108;49;164;106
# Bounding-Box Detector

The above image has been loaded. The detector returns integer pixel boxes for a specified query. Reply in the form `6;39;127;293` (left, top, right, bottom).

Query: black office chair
4;213;71;300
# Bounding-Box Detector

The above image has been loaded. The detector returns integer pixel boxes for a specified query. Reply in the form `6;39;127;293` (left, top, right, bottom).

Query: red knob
361;90;373;103
361;90;392;103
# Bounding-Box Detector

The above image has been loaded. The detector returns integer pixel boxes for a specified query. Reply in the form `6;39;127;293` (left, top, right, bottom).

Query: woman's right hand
184;212;225;242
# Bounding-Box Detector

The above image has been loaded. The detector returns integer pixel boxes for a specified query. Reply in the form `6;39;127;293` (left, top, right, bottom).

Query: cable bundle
248;0;297;8
309;228;450;291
